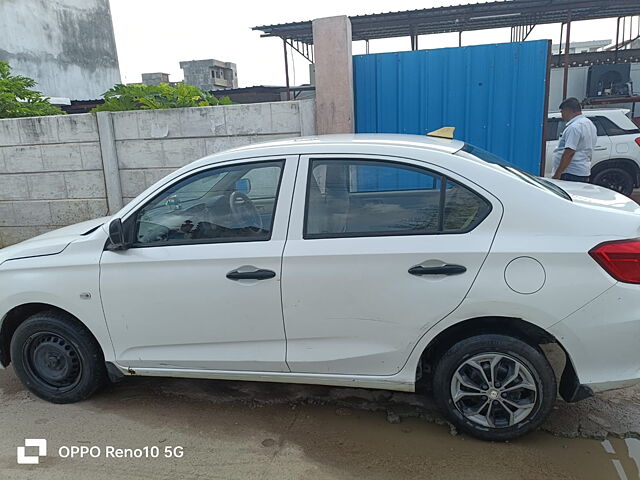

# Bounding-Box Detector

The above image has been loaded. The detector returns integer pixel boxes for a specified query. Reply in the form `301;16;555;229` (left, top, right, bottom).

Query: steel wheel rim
450;353;538;429
23;332;82;392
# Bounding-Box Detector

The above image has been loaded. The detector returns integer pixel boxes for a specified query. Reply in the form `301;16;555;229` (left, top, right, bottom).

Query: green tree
0;61;65;118
92;83;233;112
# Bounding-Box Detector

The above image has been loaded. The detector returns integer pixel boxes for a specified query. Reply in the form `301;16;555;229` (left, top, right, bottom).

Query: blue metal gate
353;40;550;175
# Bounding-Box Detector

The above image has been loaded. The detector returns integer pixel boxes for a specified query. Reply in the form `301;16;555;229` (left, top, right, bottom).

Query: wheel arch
415;316;591;403
0;303;104;368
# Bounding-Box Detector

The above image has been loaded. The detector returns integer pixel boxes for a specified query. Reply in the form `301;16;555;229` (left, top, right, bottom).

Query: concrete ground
1;367;639;480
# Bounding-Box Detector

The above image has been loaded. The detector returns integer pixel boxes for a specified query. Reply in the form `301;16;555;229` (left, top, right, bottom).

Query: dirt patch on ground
1;368;640;479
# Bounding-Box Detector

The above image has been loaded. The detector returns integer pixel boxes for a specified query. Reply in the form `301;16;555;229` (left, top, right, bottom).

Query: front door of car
282;155;502;376
99;156;297;372
544;118;560;177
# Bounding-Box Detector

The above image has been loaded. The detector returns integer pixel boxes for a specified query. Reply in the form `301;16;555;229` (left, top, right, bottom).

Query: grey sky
109;0;618;88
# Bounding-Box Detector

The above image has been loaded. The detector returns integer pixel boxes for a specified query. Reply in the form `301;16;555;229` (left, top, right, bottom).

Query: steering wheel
229;191;263;230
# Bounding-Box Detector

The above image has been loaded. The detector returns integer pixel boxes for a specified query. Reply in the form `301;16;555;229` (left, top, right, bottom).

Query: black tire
591;167;635;196
432;334;556;441
10;311;107;404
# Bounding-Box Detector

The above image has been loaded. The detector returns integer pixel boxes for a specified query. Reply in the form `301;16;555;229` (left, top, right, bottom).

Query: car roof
189;134;466;170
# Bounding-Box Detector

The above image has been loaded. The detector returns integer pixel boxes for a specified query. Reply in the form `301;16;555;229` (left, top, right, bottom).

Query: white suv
545;109;640;195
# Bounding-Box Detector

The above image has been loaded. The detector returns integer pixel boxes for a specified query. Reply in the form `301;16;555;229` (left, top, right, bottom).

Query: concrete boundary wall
0;99;316;247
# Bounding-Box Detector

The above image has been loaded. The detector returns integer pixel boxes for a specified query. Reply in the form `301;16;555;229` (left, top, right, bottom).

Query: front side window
546;118;560;141
587;117;607;136
304;159;491;239
133;160;284;246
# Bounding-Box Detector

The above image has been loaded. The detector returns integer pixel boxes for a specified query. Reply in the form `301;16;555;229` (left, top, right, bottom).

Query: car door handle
226;269;276;280
408;264;467;276
594;146;608;151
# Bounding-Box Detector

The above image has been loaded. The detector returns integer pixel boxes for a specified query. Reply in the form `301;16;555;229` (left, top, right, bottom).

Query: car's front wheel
432;334;556;441
10;311;107;404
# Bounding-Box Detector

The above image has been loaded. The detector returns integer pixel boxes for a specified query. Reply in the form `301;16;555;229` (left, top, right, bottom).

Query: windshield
459;143;571;201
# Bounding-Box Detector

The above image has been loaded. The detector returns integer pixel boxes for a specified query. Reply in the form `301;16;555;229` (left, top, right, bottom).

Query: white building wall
0;0;121;100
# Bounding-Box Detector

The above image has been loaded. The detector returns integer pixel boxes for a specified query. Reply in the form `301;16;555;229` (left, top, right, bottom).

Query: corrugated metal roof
253;0;640;44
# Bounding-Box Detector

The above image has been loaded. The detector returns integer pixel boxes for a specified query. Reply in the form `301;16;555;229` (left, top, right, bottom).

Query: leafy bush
92;83;233;112
0;61;65;118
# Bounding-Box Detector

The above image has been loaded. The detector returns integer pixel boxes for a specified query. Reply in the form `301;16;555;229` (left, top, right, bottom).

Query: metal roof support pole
366;39;370;54
558;22;564;67
410;25;418;51
562;11;572;100
283;38;291;101
459;31;462;47
615;16;621;61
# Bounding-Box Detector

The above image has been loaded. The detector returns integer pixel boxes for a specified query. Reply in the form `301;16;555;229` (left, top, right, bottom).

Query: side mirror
235;178;251;195
166;194;181;211
107;218;128;251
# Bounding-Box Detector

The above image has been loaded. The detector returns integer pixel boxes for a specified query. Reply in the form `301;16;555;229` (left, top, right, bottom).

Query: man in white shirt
552;97;597;182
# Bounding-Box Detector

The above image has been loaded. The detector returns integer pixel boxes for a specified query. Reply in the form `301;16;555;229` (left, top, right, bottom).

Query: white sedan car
1;134;639;441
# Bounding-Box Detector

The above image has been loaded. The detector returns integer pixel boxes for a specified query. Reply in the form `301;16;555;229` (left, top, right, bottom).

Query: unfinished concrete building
141;72;171;86
179;59;238;91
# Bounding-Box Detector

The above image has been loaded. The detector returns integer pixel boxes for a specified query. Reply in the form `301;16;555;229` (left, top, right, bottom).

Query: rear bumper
550;283;640;393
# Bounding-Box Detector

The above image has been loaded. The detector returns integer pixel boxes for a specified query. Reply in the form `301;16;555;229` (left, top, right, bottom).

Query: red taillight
635;137;640;147
589;239;640;284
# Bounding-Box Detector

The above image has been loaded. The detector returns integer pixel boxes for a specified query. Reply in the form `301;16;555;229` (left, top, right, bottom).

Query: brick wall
0;99;315;247
0;114;107;246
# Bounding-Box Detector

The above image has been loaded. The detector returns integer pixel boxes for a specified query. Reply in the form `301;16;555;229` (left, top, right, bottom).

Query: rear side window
304;159;491;239
458;143;571;201
594;116;640;136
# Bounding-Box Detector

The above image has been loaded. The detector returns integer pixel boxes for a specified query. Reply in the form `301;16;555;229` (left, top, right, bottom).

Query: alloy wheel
450;353;538;428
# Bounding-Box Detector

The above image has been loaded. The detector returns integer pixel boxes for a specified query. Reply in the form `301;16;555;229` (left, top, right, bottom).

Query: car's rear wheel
10;311;107;404
591;167;635;196
432;334;556;441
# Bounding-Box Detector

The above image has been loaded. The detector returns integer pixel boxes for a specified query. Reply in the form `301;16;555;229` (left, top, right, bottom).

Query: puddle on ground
602;438;640;480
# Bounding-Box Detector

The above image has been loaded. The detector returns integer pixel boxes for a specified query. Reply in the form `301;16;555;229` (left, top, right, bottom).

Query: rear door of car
586;116;613;166
594;114;640;160
281;154;503;376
